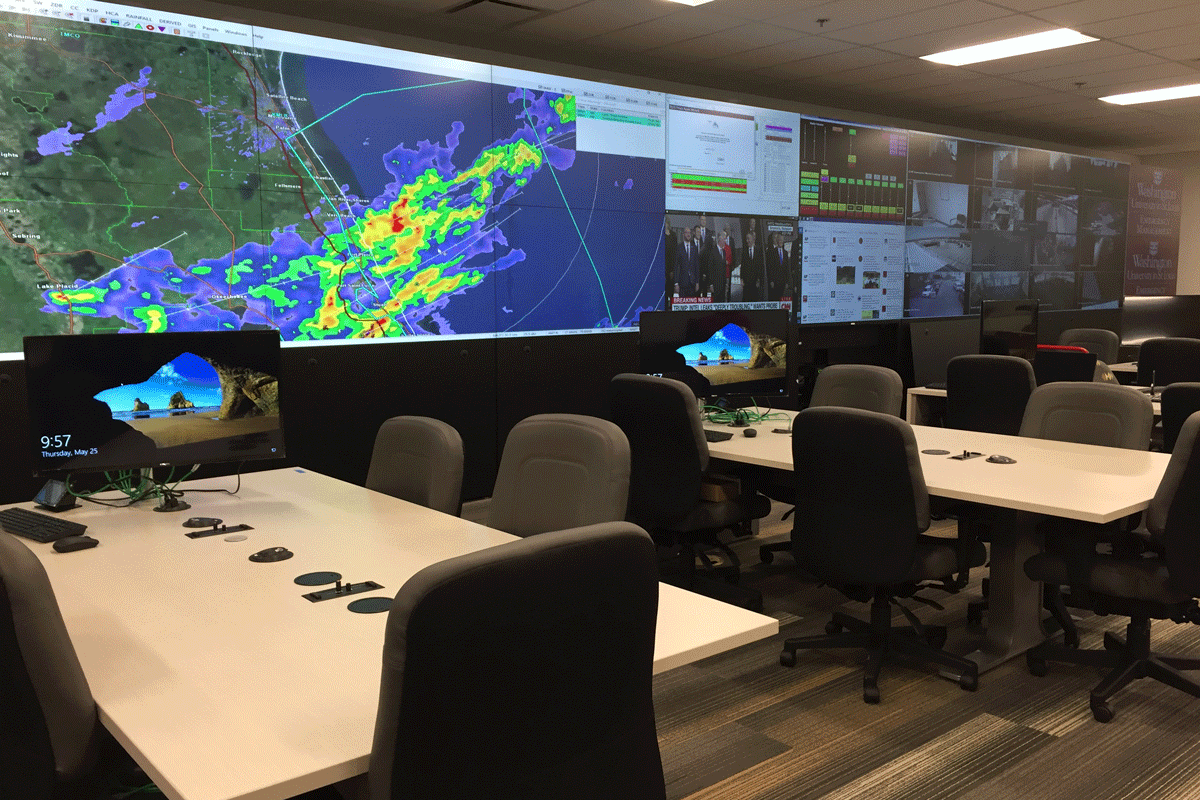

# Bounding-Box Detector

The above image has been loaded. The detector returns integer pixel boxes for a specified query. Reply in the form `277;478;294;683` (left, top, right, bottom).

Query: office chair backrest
369;522;664;800
809;364;904;417
1058;328;1120;364
610;374;708;526
1019;382;1153;450
790;407;929;587
365;416;464;516
1137;337;1200;387
0;532;100;797
1147;412;1200;596
1160;383;1200;453
945;354;1036;435
489;414;630;537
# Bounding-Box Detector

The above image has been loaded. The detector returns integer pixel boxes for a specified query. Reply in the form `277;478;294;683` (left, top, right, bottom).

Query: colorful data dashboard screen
665;96;799;218
796;117;1130;323
0;0;667;354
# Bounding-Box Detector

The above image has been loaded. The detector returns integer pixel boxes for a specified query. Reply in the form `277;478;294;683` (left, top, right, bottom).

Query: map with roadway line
0;13;665;351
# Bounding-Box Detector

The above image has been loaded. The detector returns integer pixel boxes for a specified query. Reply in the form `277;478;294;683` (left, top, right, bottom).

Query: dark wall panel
495;332;640;468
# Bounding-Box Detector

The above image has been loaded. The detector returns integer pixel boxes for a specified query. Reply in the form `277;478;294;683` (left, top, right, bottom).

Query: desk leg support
948;515;1048;676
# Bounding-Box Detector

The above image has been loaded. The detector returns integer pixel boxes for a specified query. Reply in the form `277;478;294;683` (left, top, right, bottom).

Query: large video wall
0;0;1135;354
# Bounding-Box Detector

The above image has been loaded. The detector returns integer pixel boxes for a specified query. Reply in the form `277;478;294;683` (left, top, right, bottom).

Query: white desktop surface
905;384;1159;426
19;468;777;800
706;417;1169;523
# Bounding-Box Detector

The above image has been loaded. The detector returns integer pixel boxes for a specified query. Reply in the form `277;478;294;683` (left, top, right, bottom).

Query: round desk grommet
348;597;393;614
294;571;342;586
921;449;951;455
223;534;248;542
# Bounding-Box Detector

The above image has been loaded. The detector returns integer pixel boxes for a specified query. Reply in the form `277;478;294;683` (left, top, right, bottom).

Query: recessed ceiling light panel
921;28;1097;66
1101;83;1200;105
665;0;716;5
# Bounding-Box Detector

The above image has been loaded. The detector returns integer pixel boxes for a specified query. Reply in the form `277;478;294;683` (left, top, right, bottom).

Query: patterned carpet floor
654;509;1200;800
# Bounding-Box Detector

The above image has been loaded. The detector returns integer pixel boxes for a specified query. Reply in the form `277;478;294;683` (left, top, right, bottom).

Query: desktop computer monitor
23;330;285;476
638;309;791;403
979;299;1038;361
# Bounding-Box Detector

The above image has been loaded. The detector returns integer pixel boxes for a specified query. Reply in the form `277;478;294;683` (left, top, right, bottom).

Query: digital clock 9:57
41;434;71;449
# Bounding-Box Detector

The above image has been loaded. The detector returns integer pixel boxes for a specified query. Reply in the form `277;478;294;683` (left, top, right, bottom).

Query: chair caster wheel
779;650;797;668
825;621;843;636
1026;653;1047;677
758;546;774;565
1091;701;1114;723
958;673;978;692
863;683;880;704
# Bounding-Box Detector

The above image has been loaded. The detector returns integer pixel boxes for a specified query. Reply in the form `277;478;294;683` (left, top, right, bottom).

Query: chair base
1026;616;1200;722
780;593;978;703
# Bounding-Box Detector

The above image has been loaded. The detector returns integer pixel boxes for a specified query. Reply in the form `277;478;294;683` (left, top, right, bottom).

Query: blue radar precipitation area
41;48;666;340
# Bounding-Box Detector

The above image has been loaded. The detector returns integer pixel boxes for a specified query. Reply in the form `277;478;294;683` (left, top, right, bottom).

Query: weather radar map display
0;1;666;353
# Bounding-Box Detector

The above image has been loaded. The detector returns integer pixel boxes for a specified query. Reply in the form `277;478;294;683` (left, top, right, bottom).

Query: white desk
705;417;1170;672
905;384;1160;426
20;469;777;800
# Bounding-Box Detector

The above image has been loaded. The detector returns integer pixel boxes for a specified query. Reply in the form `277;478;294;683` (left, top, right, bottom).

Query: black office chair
1058;328;1120;364
945;354;1036;435
759;364;903;565
1024;412;1200;722
966;382;1154;629
0;532;128;799
609;374;770;603
365;415;464;516
367;521;664;800
778;407;978;703
1160;383;1200;453
1136;337;1200;387
488;414;630;537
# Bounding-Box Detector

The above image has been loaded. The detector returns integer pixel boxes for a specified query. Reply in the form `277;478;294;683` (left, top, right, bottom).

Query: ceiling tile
1030;0;1197;27
1077;7;1200;38
1114;22;1200;51
716;35;856;70
759;0;953;34
513;1;670;41
587;9;739;51
834;3;1023;47
768;45;899;79
650;21;804;62
964;39;1130;75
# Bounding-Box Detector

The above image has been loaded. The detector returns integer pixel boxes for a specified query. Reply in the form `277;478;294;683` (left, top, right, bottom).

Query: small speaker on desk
34;479;78;512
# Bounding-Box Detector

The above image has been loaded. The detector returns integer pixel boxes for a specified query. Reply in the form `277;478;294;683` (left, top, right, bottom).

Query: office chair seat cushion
1025;551;1190;605
658;492;770;534
907;535;960;582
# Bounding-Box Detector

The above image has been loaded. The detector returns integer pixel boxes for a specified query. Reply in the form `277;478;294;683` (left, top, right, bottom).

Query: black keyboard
704;429;734;442
0;507;88;543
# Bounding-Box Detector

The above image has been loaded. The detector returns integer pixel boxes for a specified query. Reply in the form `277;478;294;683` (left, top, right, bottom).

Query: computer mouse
183;517;222;528
986;455;1016;464
743;427;757;438
54;535;98;553
249;546;294;563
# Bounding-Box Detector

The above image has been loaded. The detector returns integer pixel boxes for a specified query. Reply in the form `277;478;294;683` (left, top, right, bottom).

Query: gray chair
610;374;770;605
1058;328;1120;364
807;364;904;416
488;414;630;537
968;383;1154;633
368;521;664;800
1137;337;1200;387
759;364;903;565
1024;412;1200;722
778;407;978;703
365;416;464;516
1160;382;1200;453
1019;382;1153;450
0;532;103;798
946;354;1036;436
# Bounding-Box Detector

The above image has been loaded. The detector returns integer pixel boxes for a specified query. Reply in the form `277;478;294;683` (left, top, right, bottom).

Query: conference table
704;415;1170;674
14;468;778;800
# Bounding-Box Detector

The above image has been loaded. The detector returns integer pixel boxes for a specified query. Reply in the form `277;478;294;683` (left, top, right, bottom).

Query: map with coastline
0;13;665;352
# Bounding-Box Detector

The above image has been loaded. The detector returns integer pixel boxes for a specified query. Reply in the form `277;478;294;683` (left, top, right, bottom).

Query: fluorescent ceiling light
1101;83;1200;105
921;28;1097;66
664;0;716;5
